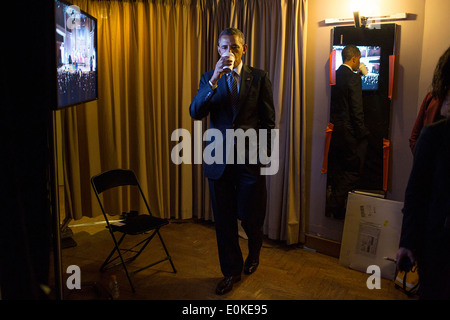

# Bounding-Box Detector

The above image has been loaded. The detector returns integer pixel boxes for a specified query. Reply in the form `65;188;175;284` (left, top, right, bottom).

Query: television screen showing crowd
55;0;97;107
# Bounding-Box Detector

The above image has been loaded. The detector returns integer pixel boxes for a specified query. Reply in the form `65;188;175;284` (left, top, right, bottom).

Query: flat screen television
54;0;98;109
333;45;380;91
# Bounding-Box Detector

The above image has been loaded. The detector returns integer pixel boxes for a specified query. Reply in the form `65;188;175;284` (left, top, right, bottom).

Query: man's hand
210;54;234;86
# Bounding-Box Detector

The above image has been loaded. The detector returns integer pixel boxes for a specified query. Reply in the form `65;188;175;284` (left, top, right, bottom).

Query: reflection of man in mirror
326;45;370;219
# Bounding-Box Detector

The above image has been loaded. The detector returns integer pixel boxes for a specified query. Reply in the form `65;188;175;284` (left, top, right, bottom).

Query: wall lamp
324;12;408;28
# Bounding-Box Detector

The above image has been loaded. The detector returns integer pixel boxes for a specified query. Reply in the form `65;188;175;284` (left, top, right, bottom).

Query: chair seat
110;215;169;235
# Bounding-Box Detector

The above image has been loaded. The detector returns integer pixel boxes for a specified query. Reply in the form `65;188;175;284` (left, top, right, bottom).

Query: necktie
227;72;239;117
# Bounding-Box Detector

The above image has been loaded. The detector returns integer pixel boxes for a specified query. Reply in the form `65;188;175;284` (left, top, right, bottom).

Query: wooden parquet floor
55;215;412;302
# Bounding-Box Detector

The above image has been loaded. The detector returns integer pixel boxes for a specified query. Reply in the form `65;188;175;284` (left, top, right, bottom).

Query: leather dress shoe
215;274;241;295
244;259;259;275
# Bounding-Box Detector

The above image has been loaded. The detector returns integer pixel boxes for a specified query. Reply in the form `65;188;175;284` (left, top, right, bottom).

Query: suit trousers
326;125;368;218
208;164;267;276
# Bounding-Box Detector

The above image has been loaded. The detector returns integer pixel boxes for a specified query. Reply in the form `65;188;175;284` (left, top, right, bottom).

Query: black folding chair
90;169;176;292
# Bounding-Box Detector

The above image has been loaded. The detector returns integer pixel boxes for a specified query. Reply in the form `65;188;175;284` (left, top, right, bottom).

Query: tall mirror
325;24;397;219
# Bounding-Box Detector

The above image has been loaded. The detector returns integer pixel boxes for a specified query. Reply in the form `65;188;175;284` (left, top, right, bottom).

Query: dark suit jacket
330;64;369;140
189;64;275;179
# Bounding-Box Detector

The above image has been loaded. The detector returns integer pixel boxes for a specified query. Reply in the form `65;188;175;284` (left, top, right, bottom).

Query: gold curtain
60;0;307;244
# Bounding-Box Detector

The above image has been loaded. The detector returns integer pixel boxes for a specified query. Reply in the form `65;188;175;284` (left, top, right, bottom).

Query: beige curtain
60;0;307;244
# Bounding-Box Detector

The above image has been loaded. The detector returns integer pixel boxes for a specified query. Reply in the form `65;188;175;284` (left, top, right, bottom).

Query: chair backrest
91;169;139;194
91;169;153;217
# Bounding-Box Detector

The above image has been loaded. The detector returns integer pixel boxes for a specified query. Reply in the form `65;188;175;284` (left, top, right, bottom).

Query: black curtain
0;1;55;299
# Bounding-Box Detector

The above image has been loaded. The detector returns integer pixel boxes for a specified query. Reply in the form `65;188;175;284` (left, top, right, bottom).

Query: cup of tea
222;52;235;73
359;63;368;76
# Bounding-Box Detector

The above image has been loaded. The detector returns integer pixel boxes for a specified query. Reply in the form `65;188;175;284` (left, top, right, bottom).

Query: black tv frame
53;0;98;110
332;24;396;97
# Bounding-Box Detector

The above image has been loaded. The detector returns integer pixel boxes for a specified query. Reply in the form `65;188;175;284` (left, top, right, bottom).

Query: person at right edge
409;46;450;153
396;47;450;300
326;45;370;219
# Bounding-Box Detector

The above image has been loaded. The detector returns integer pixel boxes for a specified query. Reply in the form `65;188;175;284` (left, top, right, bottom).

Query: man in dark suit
326;45;369;219
189;28;275;295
